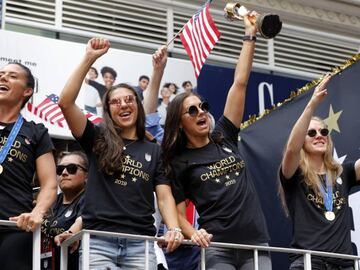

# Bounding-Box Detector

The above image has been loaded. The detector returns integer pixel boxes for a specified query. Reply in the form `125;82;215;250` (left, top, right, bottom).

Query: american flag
180;1;221;78
27;94;102;128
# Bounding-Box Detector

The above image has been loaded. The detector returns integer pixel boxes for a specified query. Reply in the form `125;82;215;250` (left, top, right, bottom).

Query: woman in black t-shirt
57;38;183;269
162;13;272;270
0;63;57;270
280;75;360;269
41;151;87;270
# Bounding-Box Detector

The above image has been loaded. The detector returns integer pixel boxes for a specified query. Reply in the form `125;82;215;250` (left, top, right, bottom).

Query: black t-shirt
0;119;54;231
42;192;85;237
281;163;359;266
41;192;84;270
171;116;269;244
77;120;170;236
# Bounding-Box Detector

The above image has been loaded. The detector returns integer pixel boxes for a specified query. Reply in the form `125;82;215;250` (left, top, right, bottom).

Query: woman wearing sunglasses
41;151;88;270
162;12;272;269
57;38;182;269
279;74;360;269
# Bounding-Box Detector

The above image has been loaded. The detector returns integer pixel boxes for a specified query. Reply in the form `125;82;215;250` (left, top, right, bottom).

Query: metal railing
60;229;360;270
0;219;41;270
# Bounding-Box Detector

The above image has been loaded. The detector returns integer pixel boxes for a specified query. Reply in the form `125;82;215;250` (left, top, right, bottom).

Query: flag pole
166;24;185;47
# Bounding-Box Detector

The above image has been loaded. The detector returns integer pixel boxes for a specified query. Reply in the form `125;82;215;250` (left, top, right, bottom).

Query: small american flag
27;94;102;128
180;1;221;78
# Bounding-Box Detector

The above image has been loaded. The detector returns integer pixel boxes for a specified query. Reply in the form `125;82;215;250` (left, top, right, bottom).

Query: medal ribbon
319;172;333;212
0;114;24;165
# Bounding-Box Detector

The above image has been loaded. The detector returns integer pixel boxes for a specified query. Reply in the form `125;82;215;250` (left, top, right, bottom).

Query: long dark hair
93;83;145;175
162;92;198;177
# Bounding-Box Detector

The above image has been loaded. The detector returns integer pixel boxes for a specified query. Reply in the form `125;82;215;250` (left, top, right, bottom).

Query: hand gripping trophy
224;2;282;39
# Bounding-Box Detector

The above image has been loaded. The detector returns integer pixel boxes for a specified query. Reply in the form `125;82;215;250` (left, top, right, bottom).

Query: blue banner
197;64;308;121
197;59;360;269
238;59;360;269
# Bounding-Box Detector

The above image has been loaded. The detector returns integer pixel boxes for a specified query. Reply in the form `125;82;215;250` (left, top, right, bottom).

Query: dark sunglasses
108;95;136;106
182;101;210;117
307;128;329;137
56;163;87;176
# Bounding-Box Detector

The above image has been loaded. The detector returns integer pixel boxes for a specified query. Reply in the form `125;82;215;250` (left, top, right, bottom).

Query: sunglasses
182;101;210;117
56;163;87;176
108;95;136;106
307;128;329;137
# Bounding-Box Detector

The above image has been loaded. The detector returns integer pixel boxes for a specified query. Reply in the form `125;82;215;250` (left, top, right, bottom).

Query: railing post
145;240;149;270
60;242;68;270
355;259;359;270
200;247;206;270
253;249;259;270
304;253;312;270
82;232;90;270
33;227;41;270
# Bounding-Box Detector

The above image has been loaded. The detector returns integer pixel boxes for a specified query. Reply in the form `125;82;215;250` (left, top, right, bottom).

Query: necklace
123;139;137;150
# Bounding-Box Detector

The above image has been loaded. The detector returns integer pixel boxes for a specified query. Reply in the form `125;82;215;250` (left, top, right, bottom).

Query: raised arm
223;12;257;127
58;38;110;138
281;74;331;179
143;46;167;114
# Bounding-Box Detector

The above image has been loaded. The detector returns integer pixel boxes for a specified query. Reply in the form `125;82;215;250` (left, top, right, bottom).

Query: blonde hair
279;116;342;216
299;117;342;196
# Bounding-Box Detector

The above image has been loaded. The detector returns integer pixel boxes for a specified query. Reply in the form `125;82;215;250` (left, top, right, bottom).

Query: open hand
309;73;332;108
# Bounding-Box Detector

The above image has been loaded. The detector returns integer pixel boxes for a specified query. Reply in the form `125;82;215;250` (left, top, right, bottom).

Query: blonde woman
280;74;360;269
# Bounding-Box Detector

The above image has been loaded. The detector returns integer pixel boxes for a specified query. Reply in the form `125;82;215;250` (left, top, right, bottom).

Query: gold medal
0;164;3;175
325;211;335;221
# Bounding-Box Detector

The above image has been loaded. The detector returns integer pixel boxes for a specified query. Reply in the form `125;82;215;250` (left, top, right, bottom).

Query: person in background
57;38;183;269
88;67;98;81
279;74;360;269
41;151;87;270
134;75;150;102
162;12;272;269
87;65;117;99
81;66;102;115
181;81;193;94
0;62;57;270
163;82;178;101
157;85;172;127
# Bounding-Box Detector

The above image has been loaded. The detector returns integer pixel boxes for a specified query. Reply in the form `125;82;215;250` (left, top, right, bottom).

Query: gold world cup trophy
224;2;282;39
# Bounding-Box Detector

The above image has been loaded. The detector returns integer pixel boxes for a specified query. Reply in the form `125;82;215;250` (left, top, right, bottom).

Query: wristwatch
242;35;257;42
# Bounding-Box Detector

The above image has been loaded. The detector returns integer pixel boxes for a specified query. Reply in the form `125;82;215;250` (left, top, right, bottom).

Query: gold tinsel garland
240;53;360;130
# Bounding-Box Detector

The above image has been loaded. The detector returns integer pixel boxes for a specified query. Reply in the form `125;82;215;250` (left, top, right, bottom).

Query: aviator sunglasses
182;101;210;117
108;95;136;106
56;163;87;176
307;128;329;138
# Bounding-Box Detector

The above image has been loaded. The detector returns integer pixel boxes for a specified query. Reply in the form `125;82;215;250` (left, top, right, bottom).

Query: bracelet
168;227;182;233
242;35;257;42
